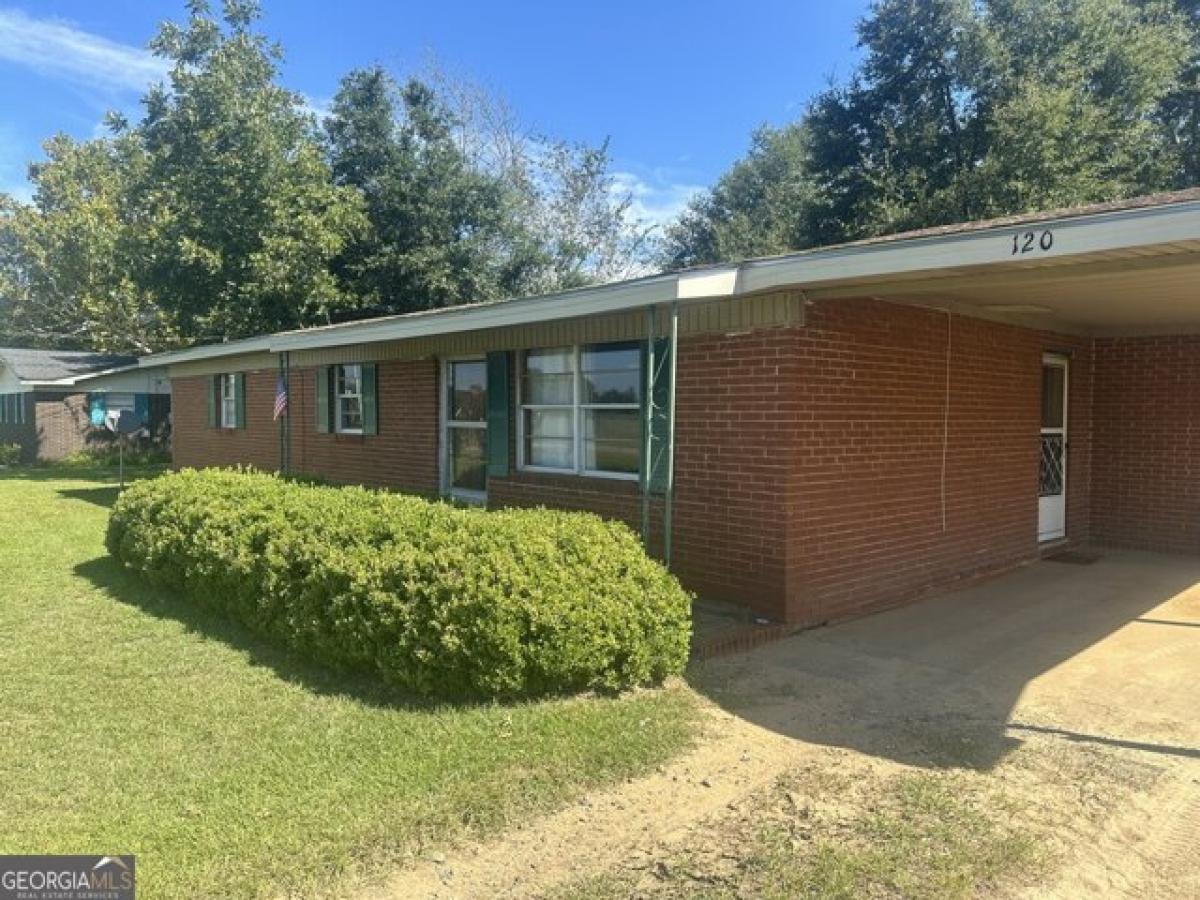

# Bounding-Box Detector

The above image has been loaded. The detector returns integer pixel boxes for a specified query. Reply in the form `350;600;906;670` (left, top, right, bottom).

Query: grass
0;469;698;899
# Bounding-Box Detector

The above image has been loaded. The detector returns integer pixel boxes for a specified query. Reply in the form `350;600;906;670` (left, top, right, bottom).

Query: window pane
450;427;487;493
338;364;362;397
524;408;573;468
583;409;640;474
523;347;574;405
581;342;641;405
341;396;363;431
1041;365;1065;428
449;361;487;422
525;347;573;375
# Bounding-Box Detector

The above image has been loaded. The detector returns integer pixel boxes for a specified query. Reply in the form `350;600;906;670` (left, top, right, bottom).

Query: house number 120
1011;229;1054;255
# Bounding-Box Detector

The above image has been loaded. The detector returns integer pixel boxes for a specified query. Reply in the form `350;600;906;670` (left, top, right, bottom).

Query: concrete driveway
690;549;1200;897
698;549;1200;770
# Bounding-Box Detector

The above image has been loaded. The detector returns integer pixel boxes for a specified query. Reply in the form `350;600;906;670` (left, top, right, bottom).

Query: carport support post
663;300;679;567
641;306;657;546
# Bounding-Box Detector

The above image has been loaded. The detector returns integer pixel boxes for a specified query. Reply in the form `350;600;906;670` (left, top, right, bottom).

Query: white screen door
1038;355;1068;542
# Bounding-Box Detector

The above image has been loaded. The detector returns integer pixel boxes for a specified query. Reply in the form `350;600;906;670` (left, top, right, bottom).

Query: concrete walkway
697;549;1200;770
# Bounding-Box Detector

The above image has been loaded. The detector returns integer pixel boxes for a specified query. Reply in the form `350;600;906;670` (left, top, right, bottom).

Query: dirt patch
358;552;1200;899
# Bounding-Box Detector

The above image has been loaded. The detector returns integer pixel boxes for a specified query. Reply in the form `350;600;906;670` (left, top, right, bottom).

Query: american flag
273;374;288;420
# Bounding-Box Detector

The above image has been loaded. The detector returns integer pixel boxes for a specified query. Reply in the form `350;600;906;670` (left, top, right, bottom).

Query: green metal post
663;300;679;567
641;305;656;545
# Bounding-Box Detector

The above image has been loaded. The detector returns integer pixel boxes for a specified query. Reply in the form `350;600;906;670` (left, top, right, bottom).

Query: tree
327;66;654;314
133;0;364;340
0;130;166;352
979;0;1191;212
661;124;814;269
665;0;1198;265
327;68;530;314
1154;0;1200;185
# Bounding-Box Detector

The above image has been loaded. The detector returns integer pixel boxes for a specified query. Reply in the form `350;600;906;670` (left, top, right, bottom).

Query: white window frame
335;363;364;435
219;374;237;430
517;344;641;481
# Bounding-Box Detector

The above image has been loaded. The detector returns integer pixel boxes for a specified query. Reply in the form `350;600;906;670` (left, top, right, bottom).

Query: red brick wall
170;302;1101;626
784;298;1093;625
172;371;280;471
172;360;440;496
1092;335;1200;553
288;362;440;494
33;392;94;460
489;329;795;615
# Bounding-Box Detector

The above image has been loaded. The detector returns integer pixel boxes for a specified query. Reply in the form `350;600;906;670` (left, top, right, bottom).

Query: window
219;374;238;429
0;393;26;426
519;342;641;478
336;364;364;433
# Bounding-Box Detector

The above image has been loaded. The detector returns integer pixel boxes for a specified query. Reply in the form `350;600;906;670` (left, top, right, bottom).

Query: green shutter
207;376;218;427
316;366;331;433
641;337;672;493
486;351;510;477
134;393;150;426
234;373;247;429
362;364;378;436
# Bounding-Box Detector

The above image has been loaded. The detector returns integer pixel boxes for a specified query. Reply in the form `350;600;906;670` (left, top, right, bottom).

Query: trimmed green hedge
106;469;692;699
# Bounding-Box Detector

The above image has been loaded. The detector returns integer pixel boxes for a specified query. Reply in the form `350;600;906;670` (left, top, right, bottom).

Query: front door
1038;355;1068;542
444;359;488;501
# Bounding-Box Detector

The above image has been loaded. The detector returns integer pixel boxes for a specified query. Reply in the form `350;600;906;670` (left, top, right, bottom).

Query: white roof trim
139;336;273;368
270;273;685;352
33;361;168;388
739;198;1200;293
134;196;1200;365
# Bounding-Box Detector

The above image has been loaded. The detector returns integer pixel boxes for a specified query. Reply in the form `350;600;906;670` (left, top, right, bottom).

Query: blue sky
0;1;869;224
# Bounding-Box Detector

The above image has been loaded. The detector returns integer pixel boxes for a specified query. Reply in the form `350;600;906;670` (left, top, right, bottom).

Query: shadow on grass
74;554;461;714
0;465;168;484
57;486;123;509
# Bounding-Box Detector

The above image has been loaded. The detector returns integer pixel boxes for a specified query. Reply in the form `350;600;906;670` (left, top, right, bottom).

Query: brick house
0;348;172;462
144;190;1200;625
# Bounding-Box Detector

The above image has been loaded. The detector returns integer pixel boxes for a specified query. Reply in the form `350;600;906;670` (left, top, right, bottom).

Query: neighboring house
142;189;1200;626
0;348;172;462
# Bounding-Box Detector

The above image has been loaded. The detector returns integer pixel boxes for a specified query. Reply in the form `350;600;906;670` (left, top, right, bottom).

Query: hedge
106;469;692;699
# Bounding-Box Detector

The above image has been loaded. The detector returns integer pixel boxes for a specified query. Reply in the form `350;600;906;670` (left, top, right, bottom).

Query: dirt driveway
373;549;1200;899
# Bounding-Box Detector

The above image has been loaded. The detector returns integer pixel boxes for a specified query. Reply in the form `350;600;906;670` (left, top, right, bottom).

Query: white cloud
611;167;705;230
0;7;168;93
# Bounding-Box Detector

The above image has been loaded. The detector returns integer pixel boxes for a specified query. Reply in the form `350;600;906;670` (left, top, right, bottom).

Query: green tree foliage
0;131;166;352
326;66;653;315
661;124;814;270
326;68;530;314
1154;0;1200;185
135;0;364;339
666;0;1199;265
0;0;363;350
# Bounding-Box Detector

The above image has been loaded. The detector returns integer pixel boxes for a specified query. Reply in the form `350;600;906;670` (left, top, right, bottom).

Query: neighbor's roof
141;188;1200;366
0;348;137;384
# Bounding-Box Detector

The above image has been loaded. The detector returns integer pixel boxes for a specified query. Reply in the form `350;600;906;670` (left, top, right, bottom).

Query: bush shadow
74;554;474;714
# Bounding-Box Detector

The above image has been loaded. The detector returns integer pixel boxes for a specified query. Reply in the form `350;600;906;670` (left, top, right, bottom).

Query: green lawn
0;470;697;899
